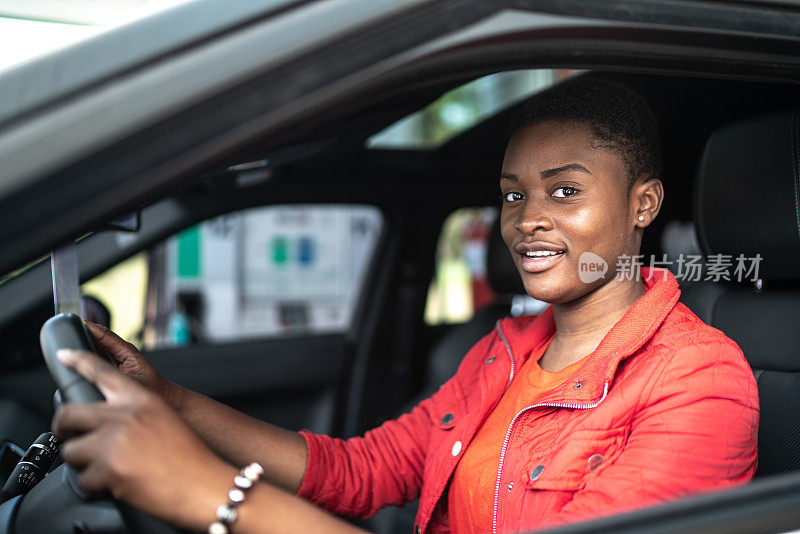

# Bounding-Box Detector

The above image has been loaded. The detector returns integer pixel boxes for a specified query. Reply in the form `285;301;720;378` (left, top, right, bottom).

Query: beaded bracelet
208;462;264;534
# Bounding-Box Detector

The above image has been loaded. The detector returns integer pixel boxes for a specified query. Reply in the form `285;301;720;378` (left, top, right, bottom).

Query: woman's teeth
520;249;566;273
525;251;564;257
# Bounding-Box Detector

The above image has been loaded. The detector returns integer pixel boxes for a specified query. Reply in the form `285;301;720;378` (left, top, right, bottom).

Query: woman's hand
51;348;236;531
85;322;183;410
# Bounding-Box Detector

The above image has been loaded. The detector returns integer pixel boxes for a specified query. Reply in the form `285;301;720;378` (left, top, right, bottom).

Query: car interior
1;62;800;533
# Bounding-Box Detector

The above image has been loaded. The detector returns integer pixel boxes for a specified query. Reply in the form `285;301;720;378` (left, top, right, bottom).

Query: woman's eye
552;186;577;198
503;192;523;202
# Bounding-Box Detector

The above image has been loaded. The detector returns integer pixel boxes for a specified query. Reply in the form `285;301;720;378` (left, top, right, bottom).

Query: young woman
52;79;759;534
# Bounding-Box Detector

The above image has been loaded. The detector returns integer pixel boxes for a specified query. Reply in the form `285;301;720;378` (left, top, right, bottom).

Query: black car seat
361;217;535;533
680;107;800;478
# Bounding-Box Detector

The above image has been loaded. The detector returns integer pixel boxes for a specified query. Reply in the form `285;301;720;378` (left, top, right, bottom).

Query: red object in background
471;278;494;311
463;217;495;311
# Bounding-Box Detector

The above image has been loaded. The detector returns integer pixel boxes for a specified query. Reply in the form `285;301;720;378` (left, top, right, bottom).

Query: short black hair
511;77;662;188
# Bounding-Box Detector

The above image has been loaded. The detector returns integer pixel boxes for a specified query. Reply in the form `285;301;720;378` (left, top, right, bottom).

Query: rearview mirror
103;211;140;232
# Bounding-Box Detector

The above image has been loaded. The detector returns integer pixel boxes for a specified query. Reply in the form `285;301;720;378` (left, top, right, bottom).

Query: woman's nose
516;201;553;234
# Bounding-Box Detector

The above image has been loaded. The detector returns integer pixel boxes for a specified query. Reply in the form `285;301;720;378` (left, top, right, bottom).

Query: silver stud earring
637;216;644;222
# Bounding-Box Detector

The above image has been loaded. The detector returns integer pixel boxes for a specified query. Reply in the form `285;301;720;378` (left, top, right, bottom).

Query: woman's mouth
519;249;566;273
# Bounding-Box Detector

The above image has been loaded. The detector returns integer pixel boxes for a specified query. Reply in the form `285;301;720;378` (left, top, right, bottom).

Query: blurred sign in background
84;206;383;349
155;206;382;346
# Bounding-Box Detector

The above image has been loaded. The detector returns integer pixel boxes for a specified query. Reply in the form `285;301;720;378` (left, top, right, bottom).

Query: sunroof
367;69;576;150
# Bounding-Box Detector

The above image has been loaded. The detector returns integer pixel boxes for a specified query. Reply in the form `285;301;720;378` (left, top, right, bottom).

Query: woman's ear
632;177;664;228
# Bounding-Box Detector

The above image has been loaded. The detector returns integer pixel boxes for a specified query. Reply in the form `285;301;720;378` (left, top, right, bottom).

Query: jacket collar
496;267;681;405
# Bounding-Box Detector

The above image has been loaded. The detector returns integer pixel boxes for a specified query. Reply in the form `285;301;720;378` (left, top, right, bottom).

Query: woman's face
500;120;645;304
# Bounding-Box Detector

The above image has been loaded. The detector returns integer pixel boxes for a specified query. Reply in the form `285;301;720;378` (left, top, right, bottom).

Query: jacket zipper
491;383;610;534
491;322;611;534
495;320;516;391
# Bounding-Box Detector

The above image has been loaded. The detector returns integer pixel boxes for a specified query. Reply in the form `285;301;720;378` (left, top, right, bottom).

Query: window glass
82;205;383;351
425;208;498;325
424;207;548;326
81;253;148;347
367;69;580;150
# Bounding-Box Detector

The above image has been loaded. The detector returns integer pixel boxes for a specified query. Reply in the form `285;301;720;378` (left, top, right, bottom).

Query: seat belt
50;244;81;317
49;242;83;411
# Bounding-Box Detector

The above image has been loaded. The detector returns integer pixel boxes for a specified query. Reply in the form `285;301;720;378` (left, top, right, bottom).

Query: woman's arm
51;348;369;533
86;322;308;493
173;386;308;493
85;321;454;517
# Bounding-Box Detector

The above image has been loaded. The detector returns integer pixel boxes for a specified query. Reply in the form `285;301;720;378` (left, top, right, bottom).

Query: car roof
0;0;300;127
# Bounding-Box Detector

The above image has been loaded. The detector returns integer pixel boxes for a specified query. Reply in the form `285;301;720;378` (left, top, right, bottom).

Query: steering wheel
10;314;182;534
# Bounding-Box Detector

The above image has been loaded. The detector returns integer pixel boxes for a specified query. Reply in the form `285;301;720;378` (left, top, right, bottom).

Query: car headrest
694;108;800;281
487;216;526;296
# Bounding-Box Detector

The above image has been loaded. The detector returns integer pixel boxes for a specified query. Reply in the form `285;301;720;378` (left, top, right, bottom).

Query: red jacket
298;267;759;533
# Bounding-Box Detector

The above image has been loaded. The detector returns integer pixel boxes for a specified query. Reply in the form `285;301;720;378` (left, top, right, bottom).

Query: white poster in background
239;205;382;334
201;215;240;340
168;205;382;339
242;206;347;300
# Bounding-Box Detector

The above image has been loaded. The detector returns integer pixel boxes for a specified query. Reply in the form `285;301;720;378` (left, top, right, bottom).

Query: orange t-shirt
448;334;589;534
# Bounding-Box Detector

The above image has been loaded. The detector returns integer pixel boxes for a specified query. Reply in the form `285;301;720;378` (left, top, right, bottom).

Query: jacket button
587;454;604;471
530;464;544;481
440;413;454;425
485;356;496;364
451;441;463;456
574;381;583;389
507;482;514;492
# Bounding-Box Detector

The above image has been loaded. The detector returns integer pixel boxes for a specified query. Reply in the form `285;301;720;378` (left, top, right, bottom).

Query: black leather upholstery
682;107;800;478
681;285;800;478
694;108;800;280
424;301;513;391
